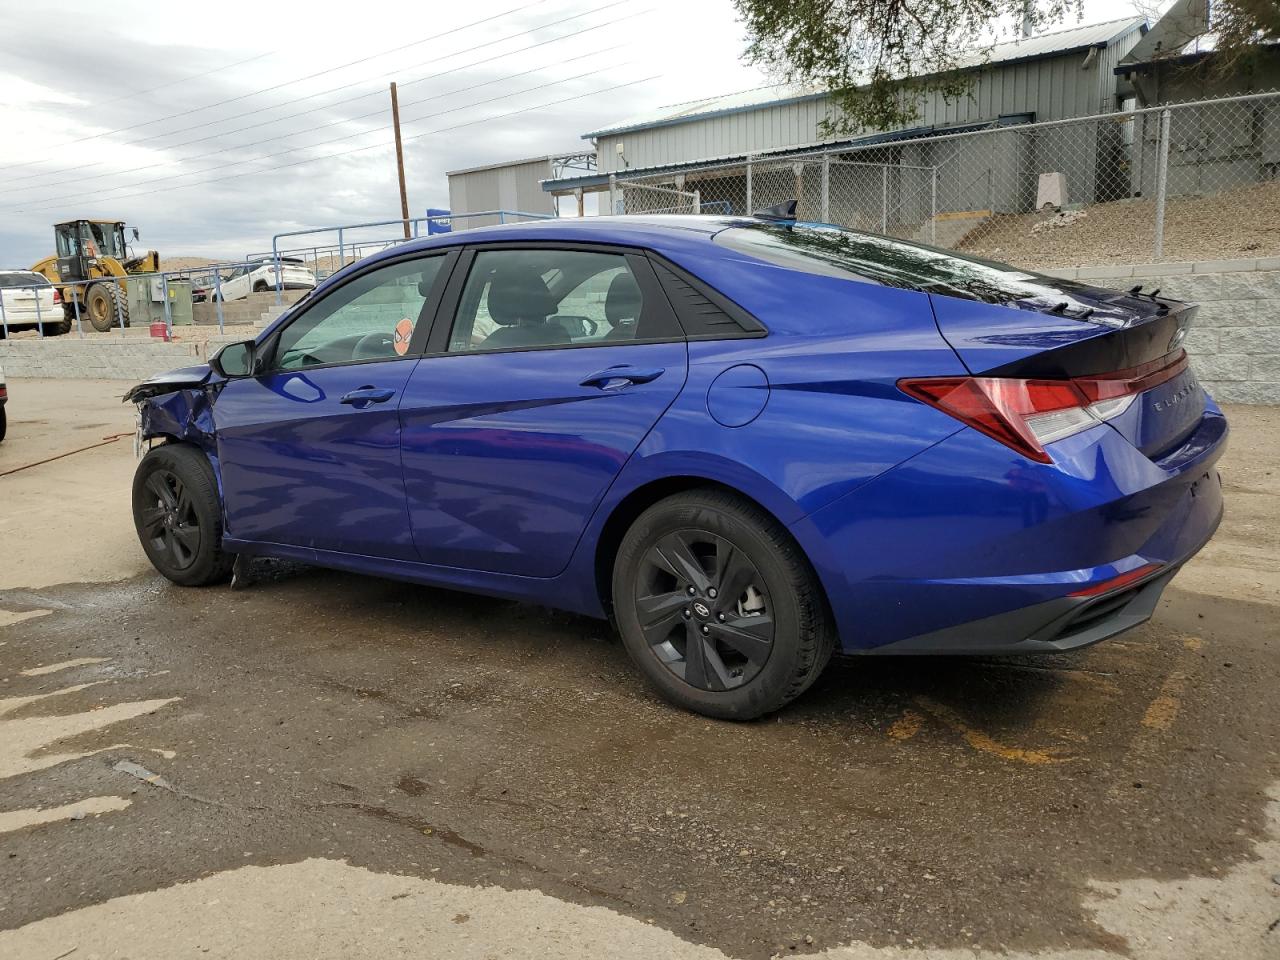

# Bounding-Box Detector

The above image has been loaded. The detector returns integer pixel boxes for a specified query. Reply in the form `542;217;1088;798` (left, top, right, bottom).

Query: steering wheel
555;315;597;338
353;331;395;361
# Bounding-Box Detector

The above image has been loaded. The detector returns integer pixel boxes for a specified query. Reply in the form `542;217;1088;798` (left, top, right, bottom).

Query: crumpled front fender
128;365;223;494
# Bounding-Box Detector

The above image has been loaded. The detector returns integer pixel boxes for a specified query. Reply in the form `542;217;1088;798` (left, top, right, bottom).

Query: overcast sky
0;0;1160;264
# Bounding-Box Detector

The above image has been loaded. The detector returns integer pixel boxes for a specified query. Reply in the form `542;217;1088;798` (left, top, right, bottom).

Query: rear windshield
714;223;1072;306
0;272;49;288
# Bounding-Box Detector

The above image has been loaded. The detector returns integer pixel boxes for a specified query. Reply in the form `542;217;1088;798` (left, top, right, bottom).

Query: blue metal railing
266;210;554;305
1;211;555;340
0;257;318;341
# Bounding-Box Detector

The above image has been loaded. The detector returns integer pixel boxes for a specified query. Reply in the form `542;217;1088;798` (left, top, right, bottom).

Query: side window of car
271;256;445;371
447;248;675;353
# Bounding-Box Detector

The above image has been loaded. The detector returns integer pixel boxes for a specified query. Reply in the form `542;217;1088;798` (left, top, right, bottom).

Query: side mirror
210;339;257;378
132;227;140;241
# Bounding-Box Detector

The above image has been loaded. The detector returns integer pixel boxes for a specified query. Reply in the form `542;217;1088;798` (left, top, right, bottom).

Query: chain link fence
606;90;1280;264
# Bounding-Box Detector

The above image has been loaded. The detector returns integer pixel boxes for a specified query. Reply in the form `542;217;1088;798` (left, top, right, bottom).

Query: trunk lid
929;279;1204;459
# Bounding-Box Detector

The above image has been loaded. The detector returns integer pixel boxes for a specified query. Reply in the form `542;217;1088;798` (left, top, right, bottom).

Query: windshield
714;223;1088;307
86;222;127;259
0;272;49;288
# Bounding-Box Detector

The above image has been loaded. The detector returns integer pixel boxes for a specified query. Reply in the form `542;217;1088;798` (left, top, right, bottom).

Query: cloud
0;0;768;265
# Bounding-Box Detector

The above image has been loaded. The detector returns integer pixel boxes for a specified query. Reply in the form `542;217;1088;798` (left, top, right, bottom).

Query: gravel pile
958;181;1280;268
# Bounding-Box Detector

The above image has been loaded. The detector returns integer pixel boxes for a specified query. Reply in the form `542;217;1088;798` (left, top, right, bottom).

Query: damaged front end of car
123;364;222;468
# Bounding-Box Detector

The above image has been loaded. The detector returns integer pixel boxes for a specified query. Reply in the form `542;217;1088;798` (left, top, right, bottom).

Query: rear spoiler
984;301;1197;379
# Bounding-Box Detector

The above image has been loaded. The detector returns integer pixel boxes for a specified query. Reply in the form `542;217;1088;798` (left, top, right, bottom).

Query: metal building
542;17;1148;207
445;155;559;229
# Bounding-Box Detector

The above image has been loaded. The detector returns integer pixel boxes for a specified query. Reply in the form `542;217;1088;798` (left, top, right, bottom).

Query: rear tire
612;489;835;720
132;444;234;587
0;406;6;443
85;283;129;332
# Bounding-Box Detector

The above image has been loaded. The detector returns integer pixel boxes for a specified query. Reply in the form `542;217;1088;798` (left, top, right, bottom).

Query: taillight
52;289;62;304
899;351;1188;463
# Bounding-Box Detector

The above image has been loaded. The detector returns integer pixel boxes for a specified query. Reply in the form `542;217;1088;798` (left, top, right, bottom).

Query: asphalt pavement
0;378;1277;959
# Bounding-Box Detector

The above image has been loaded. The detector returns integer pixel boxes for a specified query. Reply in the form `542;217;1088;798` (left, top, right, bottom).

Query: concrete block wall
0;337;210;381
1038;257;1280;405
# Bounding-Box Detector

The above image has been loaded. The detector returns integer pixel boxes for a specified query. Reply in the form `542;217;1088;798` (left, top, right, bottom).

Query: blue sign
426;208;451;235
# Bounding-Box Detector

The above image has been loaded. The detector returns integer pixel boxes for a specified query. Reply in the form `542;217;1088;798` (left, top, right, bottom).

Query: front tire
612;490;834;720
85;283;129;332
132;444;234;586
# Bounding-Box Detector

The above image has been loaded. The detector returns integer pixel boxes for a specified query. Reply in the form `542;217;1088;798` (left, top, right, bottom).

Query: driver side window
272;256;445;371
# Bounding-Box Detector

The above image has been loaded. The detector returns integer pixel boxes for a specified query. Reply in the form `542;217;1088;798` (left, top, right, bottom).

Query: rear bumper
1;308;58;328
797;405;1228;654
863;550;1203;656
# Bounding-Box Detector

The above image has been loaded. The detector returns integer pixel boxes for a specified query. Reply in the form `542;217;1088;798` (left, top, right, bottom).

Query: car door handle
579;366;666;389
340;386;396;407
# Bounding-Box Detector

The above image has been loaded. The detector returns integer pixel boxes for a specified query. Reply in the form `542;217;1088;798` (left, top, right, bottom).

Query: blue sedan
126;211;1226;719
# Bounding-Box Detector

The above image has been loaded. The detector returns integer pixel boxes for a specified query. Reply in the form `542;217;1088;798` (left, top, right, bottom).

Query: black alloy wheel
636;529;775;691
132;444;234;586
137;468;202;571
613;490;834;719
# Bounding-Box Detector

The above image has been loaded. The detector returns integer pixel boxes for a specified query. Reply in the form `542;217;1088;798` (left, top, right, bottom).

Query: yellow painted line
1140;674;1187;732
887;709;923;741
914;697;1071;765
1139;637;1202;733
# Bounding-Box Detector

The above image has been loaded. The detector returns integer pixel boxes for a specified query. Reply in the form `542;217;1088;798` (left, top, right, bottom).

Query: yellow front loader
30;219;159;333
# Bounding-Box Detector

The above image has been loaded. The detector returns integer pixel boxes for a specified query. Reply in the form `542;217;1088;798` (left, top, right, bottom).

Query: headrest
605;271;642;325
487;270;556;326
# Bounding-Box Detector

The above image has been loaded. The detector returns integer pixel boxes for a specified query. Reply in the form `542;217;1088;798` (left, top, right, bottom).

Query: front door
214;252;451;559
399;245;688;577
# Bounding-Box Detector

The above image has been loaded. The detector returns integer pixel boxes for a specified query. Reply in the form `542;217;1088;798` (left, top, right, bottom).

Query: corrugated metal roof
585;16;1146;138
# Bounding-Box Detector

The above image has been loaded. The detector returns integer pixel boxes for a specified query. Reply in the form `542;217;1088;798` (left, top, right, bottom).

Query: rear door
399;244;688;577
213;251;454;559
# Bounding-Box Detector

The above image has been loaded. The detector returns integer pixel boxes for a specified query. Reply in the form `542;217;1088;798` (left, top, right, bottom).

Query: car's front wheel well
594;477;825;624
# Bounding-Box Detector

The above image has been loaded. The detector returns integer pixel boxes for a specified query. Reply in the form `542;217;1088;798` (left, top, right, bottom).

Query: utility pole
390;82;410;240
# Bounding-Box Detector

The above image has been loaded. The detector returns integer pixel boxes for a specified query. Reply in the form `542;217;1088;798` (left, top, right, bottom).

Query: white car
0;270;66;336
213;258;316;302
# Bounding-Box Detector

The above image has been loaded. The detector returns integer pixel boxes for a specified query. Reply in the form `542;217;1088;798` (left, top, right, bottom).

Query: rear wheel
85;283;129;332
132;444;233;586
0;406;6;442
612;490;834;719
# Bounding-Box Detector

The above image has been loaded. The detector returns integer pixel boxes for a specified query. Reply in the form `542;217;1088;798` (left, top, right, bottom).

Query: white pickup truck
213;258;317;301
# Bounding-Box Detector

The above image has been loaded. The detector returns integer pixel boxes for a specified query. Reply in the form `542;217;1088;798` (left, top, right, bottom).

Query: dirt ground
959;181;1280;268
0;380;1277;959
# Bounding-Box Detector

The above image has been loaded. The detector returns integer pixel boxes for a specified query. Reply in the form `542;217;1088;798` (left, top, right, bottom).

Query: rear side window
447;248;680;353
715;224;1070;305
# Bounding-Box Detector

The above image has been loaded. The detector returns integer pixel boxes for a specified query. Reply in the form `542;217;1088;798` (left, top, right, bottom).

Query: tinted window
715;224;1074;305
272;256;444;370
0;272;49;288
448;249;667;353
